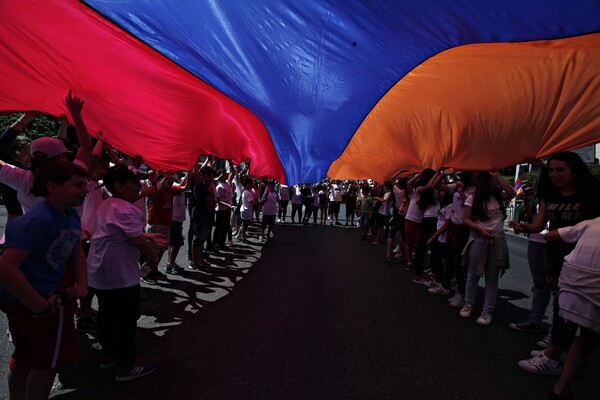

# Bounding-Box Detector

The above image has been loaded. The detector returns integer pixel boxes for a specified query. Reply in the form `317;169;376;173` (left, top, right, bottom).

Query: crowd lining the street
0;92;598;400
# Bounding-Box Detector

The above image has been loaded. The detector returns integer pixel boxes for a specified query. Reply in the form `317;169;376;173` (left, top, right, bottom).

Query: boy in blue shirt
0;161;89;400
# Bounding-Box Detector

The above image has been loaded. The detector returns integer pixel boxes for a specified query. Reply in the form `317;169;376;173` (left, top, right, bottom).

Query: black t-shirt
544;191;600;277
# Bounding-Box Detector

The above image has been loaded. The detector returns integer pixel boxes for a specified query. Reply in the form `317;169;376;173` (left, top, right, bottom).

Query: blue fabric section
84;0;600;184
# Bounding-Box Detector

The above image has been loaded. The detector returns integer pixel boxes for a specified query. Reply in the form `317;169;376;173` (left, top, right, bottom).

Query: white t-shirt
405;189;424;223
261;190;279;216
377;191;392;216
424;202;440;218
133;180;149;225
87;197;144;290
436;204;452;244
464;194;505;234
240;189;254;220
332;184;343;202
559;217;600;270
393;186;405;211
450;185;476;225
0;159;87;214
81;179;107;240
216;181;232;211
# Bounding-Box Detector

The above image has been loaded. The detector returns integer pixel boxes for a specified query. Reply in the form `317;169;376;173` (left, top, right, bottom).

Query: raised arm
406;173;420;193
65;90;93;165
56;114;68;141
0;112;38;160
489;170;516;200
102;138;124;166
87;138;104;178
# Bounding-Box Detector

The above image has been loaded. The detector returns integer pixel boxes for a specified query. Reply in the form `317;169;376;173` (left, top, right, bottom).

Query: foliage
0;112;79;150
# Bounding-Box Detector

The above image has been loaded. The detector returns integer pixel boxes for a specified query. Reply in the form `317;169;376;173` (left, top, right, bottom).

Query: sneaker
423;279;440;288
383;256;392;264
115;360;157;382
518;353;562;376
412;275;431;286
189;261;210;270
392;245;401;253
405;262;413;271
77;317;98;334
165;263;180;275
459;304;473;318
476;311;493;326
509;321;541;333
530;350;567;362
428;286;450;295
140;275;157;285
449;293;464;308
537;335;551;349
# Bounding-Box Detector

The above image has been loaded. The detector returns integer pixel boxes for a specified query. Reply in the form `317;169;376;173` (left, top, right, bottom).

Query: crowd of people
0;92;598;400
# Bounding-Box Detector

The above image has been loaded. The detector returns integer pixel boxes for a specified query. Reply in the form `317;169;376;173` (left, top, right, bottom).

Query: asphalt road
0;208;598;400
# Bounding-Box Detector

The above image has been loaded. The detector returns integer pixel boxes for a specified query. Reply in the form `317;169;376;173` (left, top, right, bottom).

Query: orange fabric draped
328;34;600;182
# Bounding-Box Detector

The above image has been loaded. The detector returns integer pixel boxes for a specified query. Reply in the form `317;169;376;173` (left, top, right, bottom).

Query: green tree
0;112;79;150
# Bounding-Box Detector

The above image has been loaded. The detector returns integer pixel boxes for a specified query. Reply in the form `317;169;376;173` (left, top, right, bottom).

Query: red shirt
147;186;184;226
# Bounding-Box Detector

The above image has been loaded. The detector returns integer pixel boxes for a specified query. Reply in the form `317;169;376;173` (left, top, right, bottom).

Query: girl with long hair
459;171;516;326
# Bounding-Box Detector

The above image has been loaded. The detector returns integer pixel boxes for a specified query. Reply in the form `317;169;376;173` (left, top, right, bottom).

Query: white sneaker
476;311;493;326
423;280;440;288
449;293;464;308
392;245;401;253
530;350;567;362
459;304;472;318
518;353;562;376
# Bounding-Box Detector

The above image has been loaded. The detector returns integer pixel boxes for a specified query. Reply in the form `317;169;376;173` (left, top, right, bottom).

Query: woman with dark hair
459;171;516;326
512;152;600;377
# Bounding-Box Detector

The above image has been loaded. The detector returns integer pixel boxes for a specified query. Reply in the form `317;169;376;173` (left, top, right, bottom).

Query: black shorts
169;221;184;247
330;201;341;213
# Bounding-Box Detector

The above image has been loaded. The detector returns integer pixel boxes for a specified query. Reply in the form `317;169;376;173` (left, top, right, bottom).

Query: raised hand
65;89;84;115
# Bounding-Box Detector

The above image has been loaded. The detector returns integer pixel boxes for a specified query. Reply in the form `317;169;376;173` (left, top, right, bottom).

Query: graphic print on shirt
46;228;81;270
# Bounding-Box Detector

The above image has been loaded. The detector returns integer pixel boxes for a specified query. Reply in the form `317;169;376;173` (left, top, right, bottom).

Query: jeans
464;234;501;314
527;241;550;325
